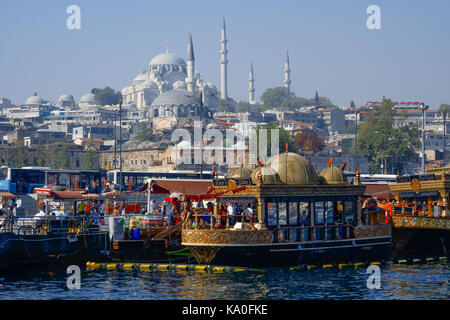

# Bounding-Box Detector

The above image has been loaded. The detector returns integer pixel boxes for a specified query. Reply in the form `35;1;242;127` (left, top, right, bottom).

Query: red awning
0;192;15;198
52;191;84;200
151;180;213;196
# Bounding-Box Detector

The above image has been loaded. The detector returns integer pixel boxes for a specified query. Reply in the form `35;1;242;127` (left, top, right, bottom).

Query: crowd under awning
140;180;214;196
0;192;15;198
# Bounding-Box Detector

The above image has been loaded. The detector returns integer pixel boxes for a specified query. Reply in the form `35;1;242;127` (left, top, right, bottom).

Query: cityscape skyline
1;0;450;108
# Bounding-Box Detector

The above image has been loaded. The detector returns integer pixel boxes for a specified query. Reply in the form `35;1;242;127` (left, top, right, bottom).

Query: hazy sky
1;0;449;109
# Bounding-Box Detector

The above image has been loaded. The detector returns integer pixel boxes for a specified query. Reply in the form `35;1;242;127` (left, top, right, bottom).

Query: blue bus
0;167;104;194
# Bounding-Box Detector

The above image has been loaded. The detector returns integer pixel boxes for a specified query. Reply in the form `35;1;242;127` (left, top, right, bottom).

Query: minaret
186;32;196;93
284;50;291;91
248;62;255;105
220;17;228;100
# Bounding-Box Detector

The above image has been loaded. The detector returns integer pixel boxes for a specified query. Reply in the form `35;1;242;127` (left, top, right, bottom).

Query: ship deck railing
182;211;357;241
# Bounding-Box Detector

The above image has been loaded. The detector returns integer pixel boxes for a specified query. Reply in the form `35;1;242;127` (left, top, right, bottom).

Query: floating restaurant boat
389;167;450;255
181;153;391;268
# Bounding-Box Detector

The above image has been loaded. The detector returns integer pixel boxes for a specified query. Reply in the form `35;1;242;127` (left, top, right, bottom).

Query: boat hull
392;228;450;254
185;236;392;268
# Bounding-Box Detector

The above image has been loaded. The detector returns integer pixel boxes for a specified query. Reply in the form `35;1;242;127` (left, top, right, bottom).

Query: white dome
151;89;199;107
133;73;147;82
79;93;97;105
172;80;187;90
25;94;44;105
58;94;74;103
150;52;186;66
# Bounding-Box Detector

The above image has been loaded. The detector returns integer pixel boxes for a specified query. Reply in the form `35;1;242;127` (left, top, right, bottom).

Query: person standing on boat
121;199;126;216
166;205;175;226
244;204;254;223
227;203;235;226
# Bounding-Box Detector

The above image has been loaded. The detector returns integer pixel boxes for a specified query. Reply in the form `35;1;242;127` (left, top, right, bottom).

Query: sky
1;0;450;109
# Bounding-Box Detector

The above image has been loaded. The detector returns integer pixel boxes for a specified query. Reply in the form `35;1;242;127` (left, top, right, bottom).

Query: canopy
0;192;15;198
82;193;99;200
146;180;213;196
371;190;394;202
102;192;123;197
52;191;84;200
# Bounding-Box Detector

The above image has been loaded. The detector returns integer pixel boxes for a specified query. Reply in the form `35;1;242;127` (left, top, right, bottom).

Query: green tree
217;99;236;112
8;140;26;168
356;97;419;173
82;141;99;170
91;87;122;106
134;127;155;142
253;122;293;157
260;87;334;110
55;143;71;169
350;101;356;109
439;104;450;115
36;145;48;167
236;101;251;113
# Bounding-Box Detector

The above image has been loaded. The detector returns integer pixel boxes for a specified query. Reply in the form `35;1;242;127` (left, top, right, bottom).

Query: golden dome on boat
267;152;319;185
250;166;282;185
228;166;252;179
320;166;348;185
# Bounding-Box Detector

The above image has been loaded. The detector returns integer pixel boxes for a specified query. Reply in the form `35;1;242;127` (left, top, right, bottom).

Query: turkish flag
328;157;333;165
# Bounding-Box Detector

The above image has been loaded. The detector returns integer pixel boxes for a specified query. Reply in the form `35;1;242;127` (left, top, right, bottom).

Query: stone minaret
220;17;228;100
186;32;196;93
284;50;291;91
248;62;255;105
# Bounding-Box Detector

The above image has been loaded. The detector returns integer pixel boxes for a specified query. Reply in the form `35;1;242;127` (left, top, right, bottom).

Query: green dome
320;166;348;185
250;167;282;185
267;152;319;185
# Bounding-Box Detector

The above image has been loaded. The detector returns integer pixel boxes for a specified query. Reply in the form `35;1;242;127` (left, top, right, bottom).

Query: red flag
328;157;333;166
341;161;347;171
212;167;217;177
355;164;359;174
308;157;311;164
259;156;264;167
285;143;288;153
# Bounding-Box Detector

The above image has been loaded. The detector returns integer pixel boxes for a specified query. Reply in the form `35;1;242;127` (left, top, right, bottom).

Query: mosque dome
151;89;199;107
79;93;97;105
149;52;186;66
250;167;282;185
319;166;348;185
228;167;252;179
133;73;147;82
267;152;319;185
58;94;74;103
25;94;44;105
172;80;187;90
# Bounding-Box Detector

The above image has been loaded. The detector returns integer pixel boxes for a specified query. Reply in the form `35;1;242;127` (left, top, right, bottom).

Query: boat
388;167;450;255
0;188;109;272
181;153;392;268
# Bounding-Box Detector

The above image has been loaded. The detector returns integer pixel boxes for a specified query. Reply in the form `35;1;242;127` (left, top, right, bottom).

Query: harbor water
0;261;448;300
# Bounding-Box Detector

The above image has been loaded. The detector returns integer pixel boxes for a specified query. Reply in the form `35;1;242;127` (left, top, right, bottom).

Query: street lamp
420;103;429;174
354;107;359;172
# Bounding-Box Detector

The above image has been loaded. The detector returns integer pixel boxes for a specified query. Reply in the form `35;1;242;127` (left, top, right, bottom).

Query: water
0;262;449;300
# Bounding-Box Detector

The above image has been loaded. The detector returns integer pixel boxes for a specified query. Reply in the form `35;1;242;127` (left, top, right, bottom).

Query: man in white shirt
227;203;235;225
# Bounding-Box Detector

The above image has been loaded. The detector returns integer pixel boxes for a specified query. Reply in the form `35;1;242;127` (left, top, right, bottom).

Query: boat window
288;202;298;225
279;202;287;225
325;201;334;224
299;202;311;226
267;202;277;227
336;201;344;223
315;202;325;225
344;201;355;224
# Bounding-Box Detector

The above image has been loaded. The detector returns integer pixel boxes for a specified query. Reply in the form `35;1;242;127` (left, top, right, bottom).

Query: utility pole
119;96;123;191
420;103;429;174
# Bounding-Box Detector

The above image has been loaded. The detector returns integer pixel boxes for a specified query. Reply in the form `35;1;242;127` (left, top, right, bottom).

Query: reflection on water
0;262;448;300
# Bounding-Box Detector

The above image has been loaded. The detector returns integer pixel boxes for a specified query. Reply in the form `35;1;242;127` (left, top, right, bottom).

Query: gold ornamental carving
410;179;421;191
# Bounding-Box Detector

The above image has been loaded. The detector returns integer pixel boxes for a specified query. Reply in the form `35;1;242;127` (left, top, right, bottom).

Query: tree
37;145;48;167
55;143;71;169
439;104;450;115
293;132;325;154
260;87;334;110
134;127;155;142
237;101;251;113
253;122;293;157
8;140;26;168
350;101;356;109
356;97;419;173
82;141;99;170
217;99;236;112
91;87;122;106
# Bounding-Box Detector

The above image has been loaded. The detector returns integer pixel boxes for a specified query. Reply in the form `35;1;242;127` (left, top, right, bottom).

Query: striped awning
0;192;15;198
82;193;99;200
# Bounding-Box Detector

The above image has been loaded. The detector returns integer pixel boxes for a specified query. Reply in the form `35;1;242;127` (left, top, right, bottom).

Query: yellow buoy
140;264;151;271
194;265;207;272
